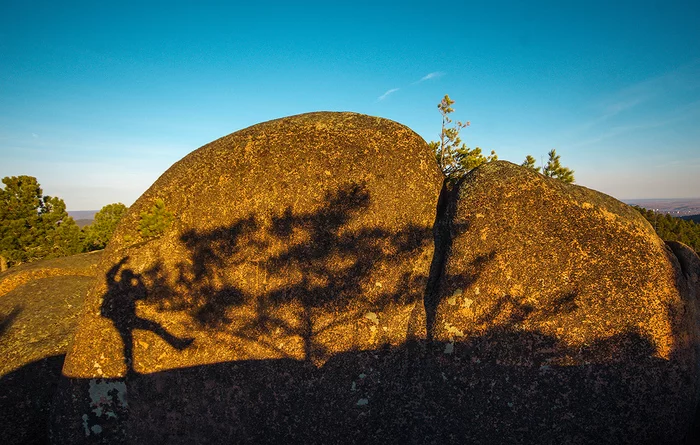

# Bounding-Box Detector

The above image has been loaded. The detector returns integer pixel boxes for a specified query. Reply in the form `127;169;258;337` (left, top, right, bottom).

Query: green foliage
521;155;538;172
431;95;497;181
633;206;700;254
543;149;575;183
683;215;700;224
139;198;174;239
83;203;128;251
428;95;574;185
0;176;83;269
522;150;575;183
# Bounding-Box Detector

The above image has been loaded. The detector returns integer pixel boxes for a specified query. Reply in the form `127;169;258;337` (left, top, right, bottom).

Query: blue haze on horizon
1;1;699;210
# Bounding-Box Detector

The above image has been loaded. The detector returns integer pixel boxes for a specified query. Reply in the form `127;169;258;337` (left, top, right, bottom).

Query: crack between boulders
424;177;464;342
666;241;692;279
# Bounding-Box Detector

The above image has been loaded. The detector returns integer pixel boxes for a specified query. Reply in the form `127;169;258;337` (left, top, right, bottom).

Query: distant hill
74;219;93;228
67;210;97;220
67;210;97;228
624;198;700;216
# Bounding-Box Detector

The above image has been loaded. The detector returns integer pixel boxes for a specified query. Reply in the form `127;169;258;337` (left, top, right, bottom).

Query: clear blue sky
1;0;699;210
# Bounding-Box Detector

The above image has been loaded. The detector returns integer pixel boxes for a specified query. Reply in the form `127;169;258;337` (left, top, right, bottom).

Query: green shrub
0;175;83;269
139;198;174;239
83;203;128;251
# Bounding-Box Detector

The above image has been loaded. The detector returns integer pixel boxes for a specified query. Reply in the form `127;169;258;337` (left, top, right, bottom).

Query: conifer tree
139;198;174;239
430;95;497;181
0;176;82;269
83;203;128;251
543;149;575;183
521;155;538;172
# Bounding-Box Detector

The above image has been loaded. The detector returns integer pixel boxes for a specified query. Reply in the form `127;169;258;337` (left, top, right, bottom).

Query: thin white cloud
378;88;400;101
569;116;683;149
414;72;445;84
376;71;444;101
602;97;646;117
563;62;700;140
597;61;700;118
31;133;39;138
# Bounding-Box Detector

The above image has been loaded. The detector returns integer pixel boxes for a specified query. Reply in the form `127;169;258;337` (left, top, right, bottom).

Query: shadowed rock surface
430;161;700;444
0;252;101;445
53;112;443;442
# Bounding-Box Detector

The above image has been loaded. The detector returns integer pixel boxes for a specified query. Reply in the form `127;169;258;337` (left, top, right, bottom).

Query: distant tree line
682;215;700;224
83;202;129;251
0;175;128;271
633;206;700;254
430;95;574;183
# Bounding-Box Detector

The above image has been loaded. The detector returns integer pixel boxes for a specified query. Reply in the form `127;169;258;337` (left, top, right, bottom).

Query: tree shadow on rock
55;180;699;444
0;354;65;445
92;327;680;445
142;182;433;365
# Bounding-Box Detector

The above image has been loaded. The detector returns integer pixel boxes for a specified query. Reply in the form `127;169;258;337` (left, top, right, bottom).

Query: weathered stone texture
49;126;700;444
54;112;442;442
0;252;101;445
431;161;700;443
0;251;101;298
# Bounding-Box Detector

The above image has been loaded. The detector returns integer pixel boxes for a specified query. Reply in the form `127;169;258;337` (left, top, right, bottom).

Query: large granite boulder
429;161;700;444
53;112;443;442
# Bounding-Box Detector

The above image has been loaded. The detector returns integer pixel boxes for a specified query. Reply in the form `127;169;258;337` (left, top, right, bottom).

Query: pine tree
83;203;128;251
0;176;82;269
430;95;496;181
521;155;538;172
139;198;174;239
543;149;575;183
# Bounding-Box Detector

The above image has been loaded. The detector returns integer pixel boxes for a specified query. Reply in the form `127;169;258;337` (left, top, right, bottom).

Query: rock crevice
423;177;463;341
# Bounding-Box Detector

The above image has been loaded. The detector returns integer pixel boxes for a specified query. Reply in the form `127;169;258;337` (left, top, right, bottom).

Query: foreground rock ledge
0;251;102;445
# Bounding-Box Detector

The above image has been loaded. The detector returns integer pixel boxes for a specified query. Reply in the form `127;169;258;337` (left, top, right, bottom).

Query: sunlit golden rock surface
0;251;101;298
51;130;700;444
54;112;442;442
431;161;700;443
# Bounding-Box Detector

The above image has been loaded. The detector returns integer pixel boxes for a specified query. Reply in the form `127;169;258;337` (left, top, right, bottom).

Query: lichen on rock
54;112;443;443
431;161;700;443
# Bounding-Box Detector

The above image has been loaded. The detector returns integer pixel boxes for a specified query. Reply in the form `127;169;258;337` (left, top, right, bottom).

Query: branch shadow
134;182;432;365
48;180;699;444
